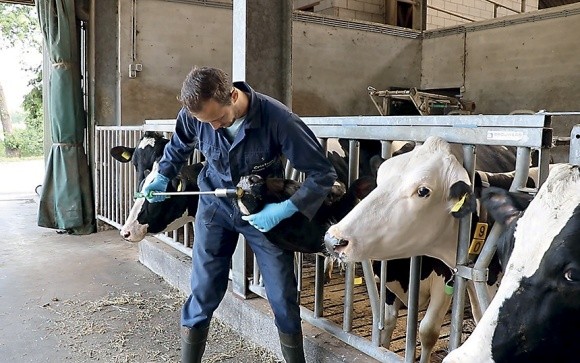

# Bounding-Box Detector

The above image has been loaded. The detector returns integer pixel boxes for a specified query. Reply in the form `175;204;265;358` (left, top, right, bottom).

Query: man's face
193;98;236;130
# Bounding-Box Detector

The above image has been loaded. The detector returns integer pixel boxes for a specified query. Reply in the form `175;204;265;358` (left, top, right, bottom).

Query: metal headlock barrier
94;113;565;362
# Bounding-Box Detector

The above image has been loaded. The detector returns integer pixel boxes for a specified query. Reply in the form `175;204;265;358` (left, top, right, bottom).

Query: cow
324;136;519;269
236;172;466;359
235;174;375;253
120;161;204;242
323;136;527;363
111;133;363;243
443;163;580;363
109;132;205;242
111;131;169;187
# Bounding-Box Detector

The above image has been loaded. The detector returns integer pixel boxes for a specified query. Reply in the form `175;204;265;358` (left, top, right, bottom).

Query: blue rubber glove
242;199;299;232
142;173;170;203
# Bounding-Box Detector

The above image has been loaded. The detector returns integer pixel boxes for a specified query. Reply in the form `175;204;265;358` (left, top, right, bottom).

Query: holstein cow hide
443;163;580;363
120;162;203;242
110;131;169;187
235;174;375;253
110;132;204;242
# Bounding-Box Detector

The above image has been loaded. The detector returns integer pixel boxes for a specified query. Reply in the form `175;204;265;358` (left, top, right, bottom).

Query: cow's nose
324;232;349;257
121;230;131;240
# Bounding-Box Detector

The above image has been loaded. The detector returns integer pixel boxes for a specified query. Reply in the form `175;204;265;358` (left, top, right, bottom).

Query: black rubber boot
278;331;306;363
181;325;209;363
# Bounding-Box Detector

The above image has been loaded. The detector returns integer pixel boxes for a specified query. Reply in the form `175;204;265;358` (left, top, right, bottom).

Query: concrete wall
292;17;421;116
93;1;580;132
91;0;120;127
422;3;580;116
117;0;232;126
92;1;420;125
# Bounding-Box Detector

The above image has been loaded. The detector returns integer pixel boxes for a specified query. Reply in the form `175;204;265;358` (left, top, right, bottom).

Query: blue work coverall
157;82;337;335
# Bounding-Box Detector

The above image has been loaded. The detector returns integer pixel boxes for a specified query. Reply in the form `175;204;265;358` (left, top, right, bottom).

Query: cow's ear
473;171;488;198
481;187;531;226
392;142;415;157
350;175;377;200
449;180;477;218
111;146;135;163
369;155;384;178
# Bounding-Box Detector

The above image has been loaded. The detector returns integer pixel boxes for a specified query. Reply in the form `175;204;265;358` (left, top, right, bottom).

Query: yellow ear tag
121;151;131;160
353;277;363;285
177;181;183;192
451;194;467;213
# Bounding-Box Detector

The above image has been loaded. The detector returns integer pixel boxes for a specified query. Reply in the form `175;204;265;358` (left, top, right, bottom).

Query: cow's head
236;175;301;215
111;131;169;187
236;174;346;216
443;163;580;363
324;136;476;267
120;162;203;242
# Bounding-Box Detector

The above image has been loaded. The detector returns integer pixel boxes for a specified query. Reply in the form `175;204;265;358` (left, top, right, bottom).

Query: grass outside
0;140;43;161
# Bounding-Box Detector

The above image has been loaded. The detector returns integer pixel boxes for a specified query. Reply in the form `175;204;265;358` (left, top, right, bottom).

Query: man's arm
157;108;199;180
278;113;337;220
143;108;198;203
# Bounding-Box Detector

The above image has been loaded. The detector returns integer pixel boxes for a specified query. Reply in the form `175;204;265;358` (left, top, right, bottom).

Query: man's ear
449;180;477;218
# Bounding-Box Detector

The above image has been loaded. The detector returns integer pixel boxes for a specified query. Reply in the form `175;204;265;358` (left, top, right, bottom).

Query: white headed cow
325;136;478;268
324;136;523;363
110;132;203;242
443;163;580;363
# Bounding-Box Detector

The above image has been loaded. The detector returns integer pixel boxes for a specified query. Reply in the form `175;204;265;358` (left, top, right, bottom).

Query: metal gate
95;113;556;362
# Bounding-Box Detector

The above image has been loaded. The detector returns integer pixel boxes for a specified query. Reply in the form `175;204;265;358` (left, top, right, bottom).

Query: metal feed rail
95;113;554;362
300;114;552;359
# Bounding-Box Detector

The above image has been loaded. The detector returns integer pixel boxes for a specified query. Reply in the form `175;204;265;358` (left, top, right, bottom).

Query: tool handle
214;188;243;198
133;190;171;200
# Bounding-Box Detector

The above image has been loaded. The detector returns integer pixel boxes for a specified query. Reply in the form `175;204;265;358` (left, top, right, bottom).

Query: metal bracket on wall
128;63;142;78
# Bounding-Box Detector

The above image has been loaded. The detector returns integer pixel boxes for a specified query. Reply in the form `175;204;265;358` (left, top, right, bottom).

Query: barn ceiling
0;0;34;5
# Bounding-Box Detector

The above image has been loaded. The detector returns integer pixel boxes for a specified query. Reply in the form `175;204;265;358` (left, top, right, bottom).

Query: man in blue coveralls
143;66;337;363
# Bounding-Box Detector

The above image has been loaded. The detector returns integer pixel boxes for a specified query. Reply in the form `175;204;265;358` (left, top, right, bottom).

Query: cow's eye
564;268;580;282
417;187;431;198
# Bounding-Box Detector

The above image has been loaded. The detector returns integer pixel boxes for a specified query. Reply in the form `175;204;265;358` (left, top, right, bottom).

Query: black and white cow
235;174;375;253
237;173;463;360
110;131;169;187
120;162;203;242
443;163;580;363
110;132;204;242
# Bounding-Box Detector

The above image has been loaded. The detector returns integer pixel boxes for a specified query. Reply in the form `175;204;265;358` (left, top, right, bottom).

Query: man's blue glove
142;173;170;203
242;199;299;232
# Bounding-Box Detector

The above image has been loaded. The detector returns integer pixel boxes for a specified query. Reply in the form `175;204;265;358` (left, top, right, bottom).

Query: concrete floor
0;159;382;363
0;197;160;361
0;160;282;362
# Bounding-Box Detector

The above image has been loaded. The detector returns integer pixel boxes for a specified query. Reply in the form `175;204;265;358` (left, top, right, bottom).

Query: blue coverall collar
233;81;261;129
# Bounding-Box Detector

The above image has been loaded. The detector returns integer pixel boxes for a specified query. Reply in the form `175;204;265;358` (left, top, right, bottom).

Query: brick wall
294;0;540;29
297;0;386;23
427;0;539;30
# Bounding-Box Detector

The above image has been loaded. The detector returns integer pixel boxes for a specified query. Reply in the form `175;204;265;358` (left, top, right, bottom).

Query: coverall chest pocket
199;141;227;174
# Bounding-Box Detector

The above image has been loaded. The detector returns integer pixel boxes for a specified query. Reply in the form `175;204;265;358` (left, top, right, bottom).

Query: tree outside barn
0;3;43;158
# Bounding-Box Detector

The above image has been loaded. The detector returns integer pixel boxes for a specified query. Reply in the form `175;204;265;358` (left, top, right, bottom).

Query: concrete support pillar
231;1;293;298
232;0;293;107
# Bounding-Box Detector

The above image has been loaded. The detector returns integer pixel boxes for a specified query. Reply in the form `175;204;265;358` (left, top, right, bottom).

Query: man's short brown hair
179;66;232;114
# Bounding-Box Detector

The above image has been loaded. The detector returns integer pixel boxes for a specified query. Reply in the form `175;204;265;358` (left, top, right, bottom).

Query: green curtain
36;0;95;234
